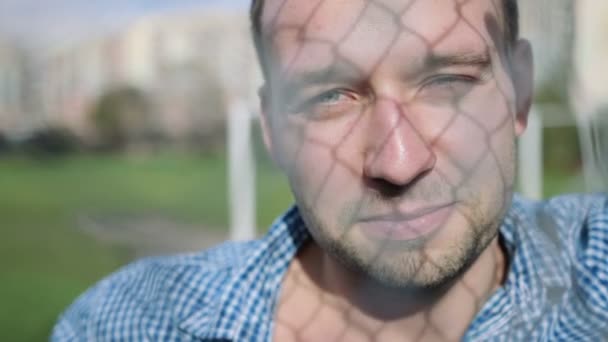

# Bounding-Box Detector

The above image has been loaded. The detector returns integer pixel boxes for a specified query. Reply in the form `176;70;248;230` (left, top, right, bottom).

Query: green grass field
0;150;585;341
0;151;292;341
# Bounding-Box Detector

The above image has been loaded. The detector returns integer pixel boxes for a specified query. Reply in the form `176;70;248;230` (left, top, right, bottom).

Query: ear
511;39;534;136
258;84;279;165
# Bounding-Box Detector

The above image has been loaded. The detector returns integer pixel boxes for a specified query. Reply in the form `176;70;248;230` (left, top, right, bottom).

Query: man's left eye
425;75;478;88
418;74;479;100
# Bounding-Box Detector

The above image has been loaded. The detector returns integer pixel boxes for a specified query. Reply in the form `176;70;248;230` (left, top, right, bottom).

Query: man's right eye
310;89;349;105
286;89;360;120
281;84;366;120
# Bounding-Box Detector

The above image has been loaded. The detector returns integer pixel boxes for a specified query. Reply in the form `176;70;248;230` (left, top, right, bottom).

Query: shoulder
51;240;260;341
506;194;607;283
503;194;608;338
544;192;607;216
512;192;606;219
559;194;608;310
511;193;607;239
517;193;608;316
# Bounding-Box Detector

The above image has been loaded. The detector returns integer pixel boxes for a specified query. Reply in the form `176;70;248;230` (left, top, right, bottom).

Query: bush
90;86;152;151
0;133;10;154
19;128;80;157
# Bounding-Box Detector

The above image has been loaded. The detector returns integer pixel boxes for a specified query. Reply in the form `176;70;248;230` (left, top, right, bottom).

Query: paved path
77;214;229;259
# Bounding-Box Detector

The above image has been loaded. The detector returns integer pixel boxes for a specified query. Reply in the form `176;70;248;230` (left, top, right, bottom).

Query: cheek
276;111;365;169
430;91;516;188
433;119;515;232
277;119;364;208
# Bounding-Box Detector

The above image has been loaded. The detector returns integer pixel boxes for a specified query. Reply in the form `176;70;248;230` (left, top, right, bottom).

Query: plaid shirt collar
179;206;309;341
465;195;572;339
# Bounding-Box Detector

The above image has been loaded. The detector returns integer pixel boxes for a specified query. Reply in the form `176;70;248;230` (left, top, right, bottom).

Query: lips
357;203;455;242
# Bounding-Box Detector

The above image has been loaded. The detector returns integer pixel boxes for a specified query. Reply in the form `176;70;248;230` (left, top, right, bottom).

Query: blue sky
0;0;249;48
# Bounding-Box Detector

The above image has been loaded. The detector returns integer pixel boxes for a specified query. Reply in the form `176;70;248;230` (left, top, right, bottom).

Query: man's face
261;0;530;289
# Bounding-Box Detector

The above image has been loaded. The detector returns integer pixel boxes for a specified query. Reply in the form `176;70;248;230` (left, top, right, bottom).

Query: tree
90;86;152;151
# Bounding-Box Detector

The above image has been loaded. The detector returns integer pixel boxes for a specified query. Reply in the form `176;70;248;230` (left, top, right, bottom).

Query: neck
293;236;507;340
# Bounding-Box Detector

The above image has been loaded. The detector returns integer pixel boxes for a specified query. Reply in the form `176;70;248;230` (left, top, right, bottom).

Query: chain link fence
252;0;587;340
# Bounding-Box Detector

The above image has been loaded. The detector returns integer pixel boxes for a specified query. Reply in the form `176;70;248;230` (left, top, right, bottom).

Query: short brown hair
250;0;519;77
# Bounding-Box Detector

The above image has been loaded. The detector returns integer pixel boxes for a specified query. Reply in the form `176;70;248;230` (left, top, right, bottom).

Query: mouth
357;203;455;242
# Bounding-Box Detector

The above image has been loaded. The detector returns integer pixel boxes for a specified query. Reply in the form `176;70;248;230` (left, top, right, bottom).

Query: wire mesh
252;0;550;340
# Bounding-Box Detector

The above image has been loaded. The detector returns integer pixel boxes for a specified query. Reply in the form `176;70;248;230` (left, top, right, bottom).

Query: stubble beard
296;194;503;295
288;135;516;296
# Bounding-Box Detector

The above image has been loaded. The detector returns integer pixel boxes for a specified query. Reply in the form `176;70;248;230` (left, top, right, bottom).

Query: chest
271;287;471;342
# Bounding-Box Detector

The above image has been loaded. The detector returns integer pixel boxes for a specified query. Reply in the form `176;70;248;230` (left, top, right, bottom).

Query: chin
324;233;471;290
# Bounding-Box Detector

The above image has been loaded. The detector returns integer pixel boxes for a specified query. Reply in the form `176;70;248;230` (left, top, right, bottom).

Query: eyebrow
279;51;492;93
424;51;492;70
280;62;363;93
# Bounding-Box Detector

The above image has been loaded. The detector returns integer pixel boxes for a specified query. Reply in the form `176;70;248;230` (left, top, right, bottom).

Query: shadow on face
259;0;532;336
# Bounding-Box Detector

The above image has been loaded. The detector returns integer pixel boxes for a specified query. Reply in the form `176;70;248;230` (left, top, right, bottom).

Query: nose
363;98;436;191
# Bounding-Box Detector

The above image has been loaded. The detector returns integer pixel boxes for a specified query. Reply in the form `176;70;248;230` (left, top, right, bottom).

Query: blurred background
0;0;606;340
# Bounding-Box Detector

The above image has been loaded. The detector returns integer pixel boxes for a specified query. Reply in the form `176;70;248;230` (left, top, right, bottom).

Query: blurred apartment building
0;4;606;144
0;37;27;138
0;9;261;145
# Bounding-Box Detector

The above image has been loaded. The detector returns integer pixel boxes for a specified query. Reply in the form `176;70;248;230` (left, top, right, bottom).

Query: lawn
0;151;292;341
0;149;585;341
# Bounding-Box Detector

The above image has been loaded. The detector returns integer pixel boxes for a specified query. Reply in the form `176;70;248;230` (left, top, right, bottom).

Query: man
53;0;608;341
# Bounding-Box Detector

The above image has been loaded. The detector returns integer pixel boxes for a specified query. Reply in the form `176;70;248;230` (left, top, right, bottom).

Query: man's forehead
261;0;501;40
263;0;499;78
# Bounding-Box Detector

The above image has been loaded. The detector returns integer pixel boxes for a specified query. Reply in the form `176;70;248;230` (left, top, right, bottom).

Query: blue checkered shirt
52;194;608;341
